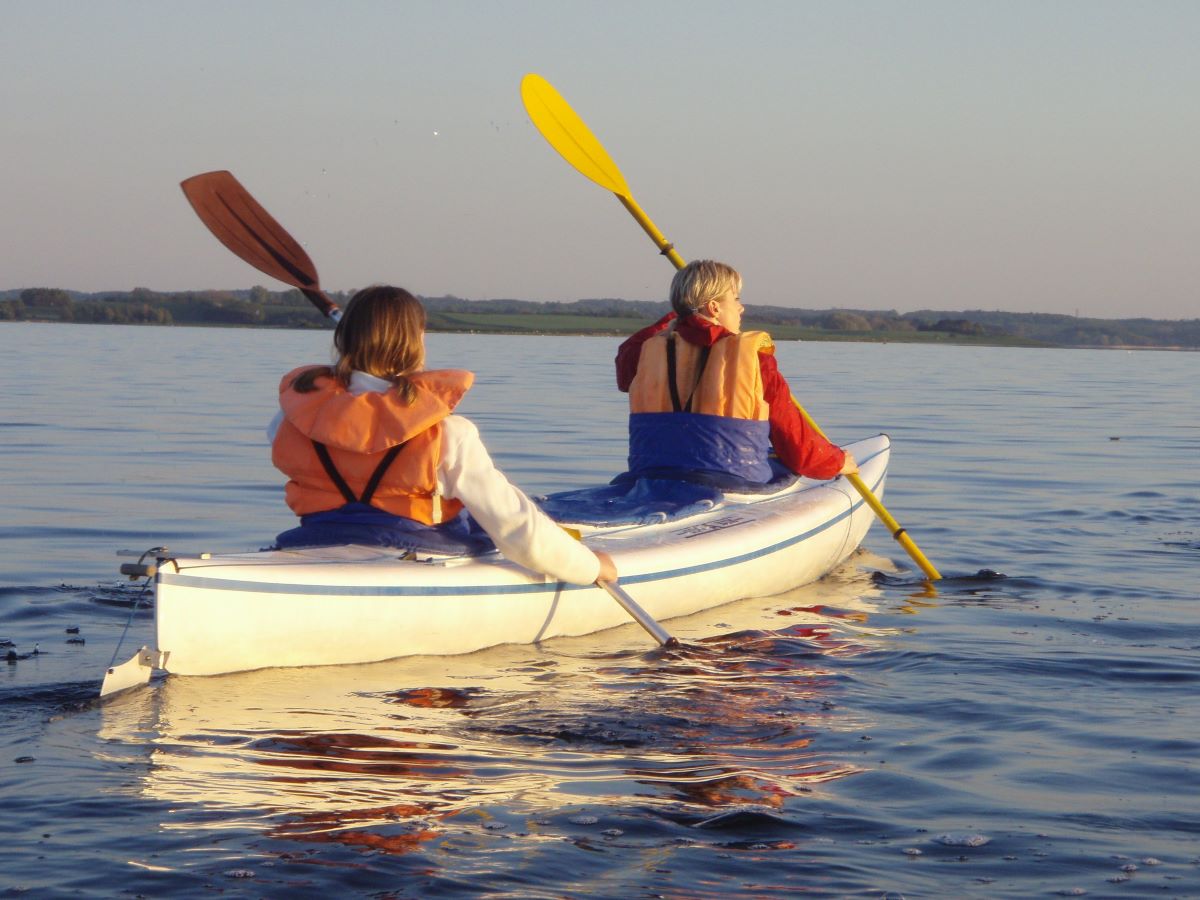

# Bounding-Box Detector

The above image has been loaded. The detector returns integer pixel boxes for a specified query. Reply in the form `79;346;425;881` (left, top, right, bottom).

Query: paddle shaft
523;74;942;581
617;195;686;269
779;402;941;578
598;580;678;647
556;521;677;645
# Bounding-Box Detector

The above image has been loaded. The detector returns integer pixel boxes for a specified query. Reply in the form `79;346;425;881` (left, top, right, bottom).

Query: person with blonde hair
616;260;856;486
270;285;616;585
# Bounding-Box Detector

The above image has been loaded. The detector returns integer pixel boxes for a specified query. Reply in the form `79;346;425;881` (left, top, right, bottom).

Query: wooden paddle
180;169;678;642
521;73;943;581
180;170;341;320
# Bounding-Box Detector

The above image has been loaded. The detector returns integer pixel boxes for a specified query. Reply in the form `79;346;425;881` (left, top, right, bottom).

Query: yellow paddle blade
521;73;631;197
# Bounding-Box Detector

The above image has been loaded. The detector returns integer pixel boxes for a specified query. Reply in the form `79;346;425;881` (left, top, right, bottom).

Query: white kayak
102;434;889;693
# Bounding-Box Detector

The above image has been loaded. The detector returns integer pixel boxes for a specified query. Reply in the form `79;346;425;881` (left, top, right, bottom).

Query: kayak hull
150;434;890;676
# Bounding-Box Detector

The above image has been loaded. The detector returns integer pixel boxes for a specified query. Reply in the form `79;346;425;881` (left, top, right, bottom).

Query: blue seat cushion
615;457;800;495
535;477;724;527
274;503;495;555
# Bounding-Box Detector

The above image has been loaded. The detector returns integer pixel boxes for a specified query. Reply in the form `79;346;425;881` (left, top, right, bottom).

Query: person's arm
759;353;848;480
616;311;676;392
437;416;606;585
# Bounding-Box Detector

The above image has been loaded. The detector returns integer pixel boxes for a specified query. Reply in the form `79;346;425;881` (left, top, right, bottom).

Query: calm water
1;322;1197;898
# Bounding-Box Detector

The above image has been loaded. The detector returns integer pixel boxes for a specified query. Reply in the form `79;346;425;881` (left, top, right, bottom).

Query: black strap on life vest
311;440;408;505
666;335;712;413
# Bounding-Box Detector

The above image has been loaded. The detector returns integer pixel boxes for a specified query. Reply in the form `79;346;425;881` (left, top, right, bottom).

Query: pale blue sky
3;0;1197;319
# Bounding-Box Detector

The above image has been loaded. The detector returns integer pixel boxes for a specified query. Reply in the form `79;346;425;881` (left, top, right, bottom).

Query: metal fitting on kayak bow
119;562;158;580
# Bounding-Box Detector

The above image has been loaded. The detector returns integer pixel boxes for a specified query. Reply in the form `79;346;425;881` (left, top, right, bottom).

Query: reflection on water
98;554;896;862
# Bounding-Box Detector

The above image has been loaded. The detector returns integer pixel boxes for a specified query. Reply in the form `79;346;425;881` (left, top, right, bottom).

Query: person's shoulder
437;415;490;471
413;369;474;389
411;369;475;407
440;414;480;442
739;330;775;353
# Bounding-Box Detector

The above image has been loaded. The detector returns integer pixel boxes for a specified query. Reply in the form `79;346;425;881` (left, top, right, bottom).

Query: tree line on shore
2;286;1197;349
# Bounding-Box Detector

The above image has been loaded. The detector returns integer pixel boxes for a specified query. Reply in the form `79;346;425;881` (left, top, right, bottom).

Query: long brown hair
293;285;426;403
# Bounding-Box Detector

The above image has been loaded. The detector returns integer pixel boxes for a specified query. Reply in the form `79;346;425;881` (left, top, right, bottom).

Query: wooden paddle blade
521;73;631;196
180;170;338;318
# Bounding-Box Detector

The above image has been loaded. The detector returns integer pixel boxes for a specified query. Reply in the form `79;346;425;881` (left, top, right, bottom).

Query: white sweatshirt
269;371;601;585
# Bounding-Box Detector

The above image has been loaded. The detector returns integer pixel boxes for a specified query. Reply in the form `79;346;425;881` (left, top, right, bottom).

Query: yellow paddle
521;73;942;581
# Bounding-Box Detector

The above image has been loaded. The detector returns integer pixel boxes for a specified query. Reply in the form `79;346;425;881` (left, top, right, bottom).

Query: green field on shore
426;310;1048;347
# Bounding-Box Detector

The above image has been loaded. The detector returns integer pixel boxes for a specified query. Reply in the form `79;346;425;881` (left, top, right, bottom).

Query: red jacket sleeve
616;311;676;392
760;352;846;479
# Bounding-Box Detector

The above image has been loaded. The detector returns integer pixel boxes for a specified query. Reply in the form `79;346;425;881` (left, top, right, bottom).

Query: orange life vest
271;367;474;524
628;330;773;420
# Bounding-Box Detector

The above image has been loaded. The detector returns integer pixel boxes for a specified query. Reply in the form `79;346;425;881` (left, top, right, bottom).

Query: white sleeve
437;416;601;586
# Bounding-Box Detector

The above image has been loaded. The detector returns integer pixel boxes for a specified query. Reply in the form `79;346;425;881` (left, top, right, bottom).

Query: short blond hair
669;260;742;317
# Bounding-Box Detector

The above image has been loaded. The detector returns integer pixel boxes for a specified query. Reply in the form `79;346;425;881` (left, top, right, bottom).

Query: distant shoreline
5;317;1198;351
3;288;1197;350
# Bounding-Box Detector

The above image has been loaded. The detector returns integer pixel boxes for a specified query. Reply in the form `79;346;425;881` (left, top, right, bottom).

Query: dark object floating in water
690;809;802;832
6;644;40;663
872;568;1006;587
14;756;35;764
1110;436;1120;441
65;626;80;634
66;637;85;645
386;686;481;709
